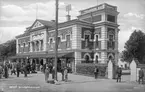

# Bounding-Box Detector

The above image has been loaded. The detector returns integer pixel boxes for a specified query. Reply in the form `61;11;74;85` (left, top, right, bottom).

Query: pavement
0;72;145;92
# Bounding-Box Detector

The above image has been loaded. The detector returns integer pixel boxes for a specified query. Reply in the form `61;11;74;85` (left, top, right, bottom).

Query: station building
13;3;119;72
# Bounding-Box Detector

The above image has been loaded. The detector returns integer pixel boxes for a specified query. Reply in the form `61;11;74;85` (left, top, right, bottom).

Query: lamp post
54;0;59;81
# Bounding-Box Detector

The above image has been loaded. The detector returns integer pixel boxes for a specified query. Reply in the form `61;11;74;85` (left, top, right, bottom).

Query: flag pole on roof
66;4;71;21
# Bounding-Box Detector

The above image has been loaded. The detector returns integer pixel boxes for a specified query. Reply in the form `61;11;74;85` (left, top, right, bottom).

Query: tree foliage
0;39;16;60
121;30;145;64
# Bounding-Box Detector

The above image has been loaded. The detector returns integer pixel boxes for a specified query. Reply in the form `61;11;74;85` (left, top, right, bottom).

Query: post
54;0;59;81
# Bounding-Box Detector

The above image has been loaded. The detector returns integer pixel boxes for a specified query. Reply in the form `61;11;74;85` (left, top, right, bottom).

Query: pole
54;0;59;81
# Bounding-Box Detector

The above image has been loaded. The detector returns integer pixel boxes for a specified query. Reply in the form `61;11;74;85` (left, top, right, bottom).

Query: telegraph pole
54;0;59;81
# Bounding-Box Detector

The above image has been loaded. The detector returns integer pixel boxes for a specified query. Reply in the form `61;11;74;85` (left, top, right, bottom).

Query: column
72;25;81;49
30;42;33;52
101;26;107;50
74;52;81;73
101;52;107;64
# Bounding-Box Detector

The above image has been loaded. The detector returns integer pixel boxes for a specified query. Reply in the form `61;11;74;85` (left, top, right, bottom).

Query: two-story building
12;3;119;72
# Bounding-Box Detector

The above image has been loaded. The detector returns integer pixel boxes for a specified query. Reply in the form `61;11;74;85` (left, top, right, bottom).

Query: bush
76;63;107;77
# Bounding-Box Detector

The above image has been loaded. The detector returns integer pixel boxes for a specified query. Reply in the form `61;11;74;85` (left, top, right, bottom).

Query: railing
80;3;117;15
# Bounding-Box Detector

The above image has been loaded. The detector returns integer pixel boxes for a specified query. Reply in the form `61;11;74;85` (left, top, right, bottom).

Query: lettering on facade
32;33;44;41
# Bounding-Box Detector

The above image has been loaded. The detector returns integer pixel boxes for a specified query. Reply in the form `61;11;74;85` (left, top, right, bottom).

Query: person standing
138;68;144;84
44;66;50;83
52;66;55;79
94;66;99;79
64;66;68;82
4;62;9;78
23;63;27;77
61;61;65;81
16;61;21;77
11;62;16;75
0;65;3;79
116;67;122;82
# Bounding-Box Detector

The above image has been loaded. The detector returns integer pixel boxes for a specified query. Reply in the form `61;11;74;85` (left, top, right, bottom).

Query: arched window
95;55;99;63
85;55;90;63
85;35;90;48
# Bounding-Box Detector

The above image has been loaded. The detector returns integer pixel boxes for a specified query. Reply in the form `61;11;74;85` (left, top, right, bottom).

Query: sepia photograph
0;0;145;92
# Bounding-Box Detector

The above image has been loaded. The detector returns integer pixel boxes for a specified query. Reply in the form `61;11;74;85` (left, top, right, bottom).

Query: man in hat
138;68;144;84
94;66;99;79
116;66;122;82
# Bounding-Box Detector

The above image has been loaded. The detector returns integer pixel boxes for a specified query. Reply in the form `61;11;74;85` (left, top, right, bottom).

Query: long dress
45;68;50;82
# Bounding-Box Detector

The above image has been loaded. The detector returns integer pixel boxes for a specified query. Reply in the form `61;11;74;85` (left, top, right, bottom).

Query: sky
0;0;145;52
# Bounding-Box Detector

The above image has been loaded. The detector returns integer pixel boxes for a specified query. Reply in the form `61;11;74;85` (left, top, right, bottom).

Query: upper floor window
18;44;20;52
95;35;99;48
85;35;90;48
66;35;71;48
109;35;114;41
107;15;115;22
23;43;25;52
50;38;53;49
41;40;43;51
36;41;39;51
28;42;30;52
58;37;61;48
95;55;99;64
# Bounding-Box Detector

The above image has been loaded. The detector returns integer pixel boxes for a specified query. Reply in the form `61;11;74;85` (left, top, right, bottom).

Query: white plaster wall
72;25;81;49
130;60;137;81
108;60;113;79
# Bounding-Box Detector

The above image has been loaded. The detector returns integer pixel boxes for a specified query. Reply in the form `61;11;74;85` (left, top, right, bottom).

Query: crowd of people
0;60;144;84
0;61;35;79
43;61;68;83
0;60;69;84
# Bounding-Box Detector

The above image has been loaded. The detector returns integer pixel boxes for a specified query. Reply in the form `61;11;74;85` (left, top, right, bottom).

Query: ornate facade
14;3;119;72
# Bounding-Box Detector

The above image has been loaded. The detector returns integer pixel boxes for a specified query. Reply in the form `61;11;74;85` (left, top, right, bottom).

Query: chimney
66;15;71;21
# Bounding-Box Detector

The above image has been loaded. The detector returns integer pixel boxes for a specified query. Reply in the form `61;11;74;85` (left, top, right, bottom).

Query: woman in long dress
45;66;50;83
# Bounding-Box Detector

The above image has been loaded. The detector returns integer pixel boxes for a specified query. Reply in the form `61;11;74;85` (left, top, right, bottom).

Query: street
0;72;145;92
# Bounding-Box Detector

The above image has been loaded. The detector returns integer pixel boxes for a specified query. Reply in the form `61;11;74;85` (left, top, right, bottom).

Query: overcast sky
0;0;145;52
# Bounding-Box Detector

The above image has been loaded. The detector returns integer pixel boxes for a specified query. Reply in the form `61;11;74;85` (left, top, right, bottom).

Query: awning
9;52;74;59
30;52;74;58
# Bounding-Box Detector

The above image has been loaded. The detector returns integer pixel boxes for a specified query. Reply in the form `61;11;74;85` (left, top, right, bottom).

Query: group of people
116;66;144;84
43;61;68;83
0;60;38;79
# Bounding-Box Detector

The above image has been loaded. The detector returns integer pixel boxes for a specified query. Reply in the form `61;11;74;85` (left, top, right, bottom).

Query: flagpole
54;0;59;81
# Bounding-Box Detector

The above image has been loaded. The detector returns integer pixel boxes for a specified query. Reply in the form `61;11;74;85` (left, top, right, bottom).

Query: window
85;35;90;48
36;41;39;51
23;43;25;52
66;35;71;48
85;55;90;63
107;15;115;22
28;42;30;52
50;38;53;48
58;37;61;48
95;35;99;48
18;44;20;52
108;35;115;49
95;55;98;64
41;40;43;51
109;35;114;41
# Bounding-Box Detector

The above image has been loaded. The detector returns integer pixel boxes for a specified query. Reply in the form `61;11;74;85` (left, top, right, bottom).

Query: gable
32;21;44;29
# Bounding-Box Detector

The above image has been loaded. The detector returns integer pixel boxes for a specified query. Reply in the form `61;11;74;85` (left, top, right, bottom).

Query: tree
122;30;145;64
0;39;16;60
